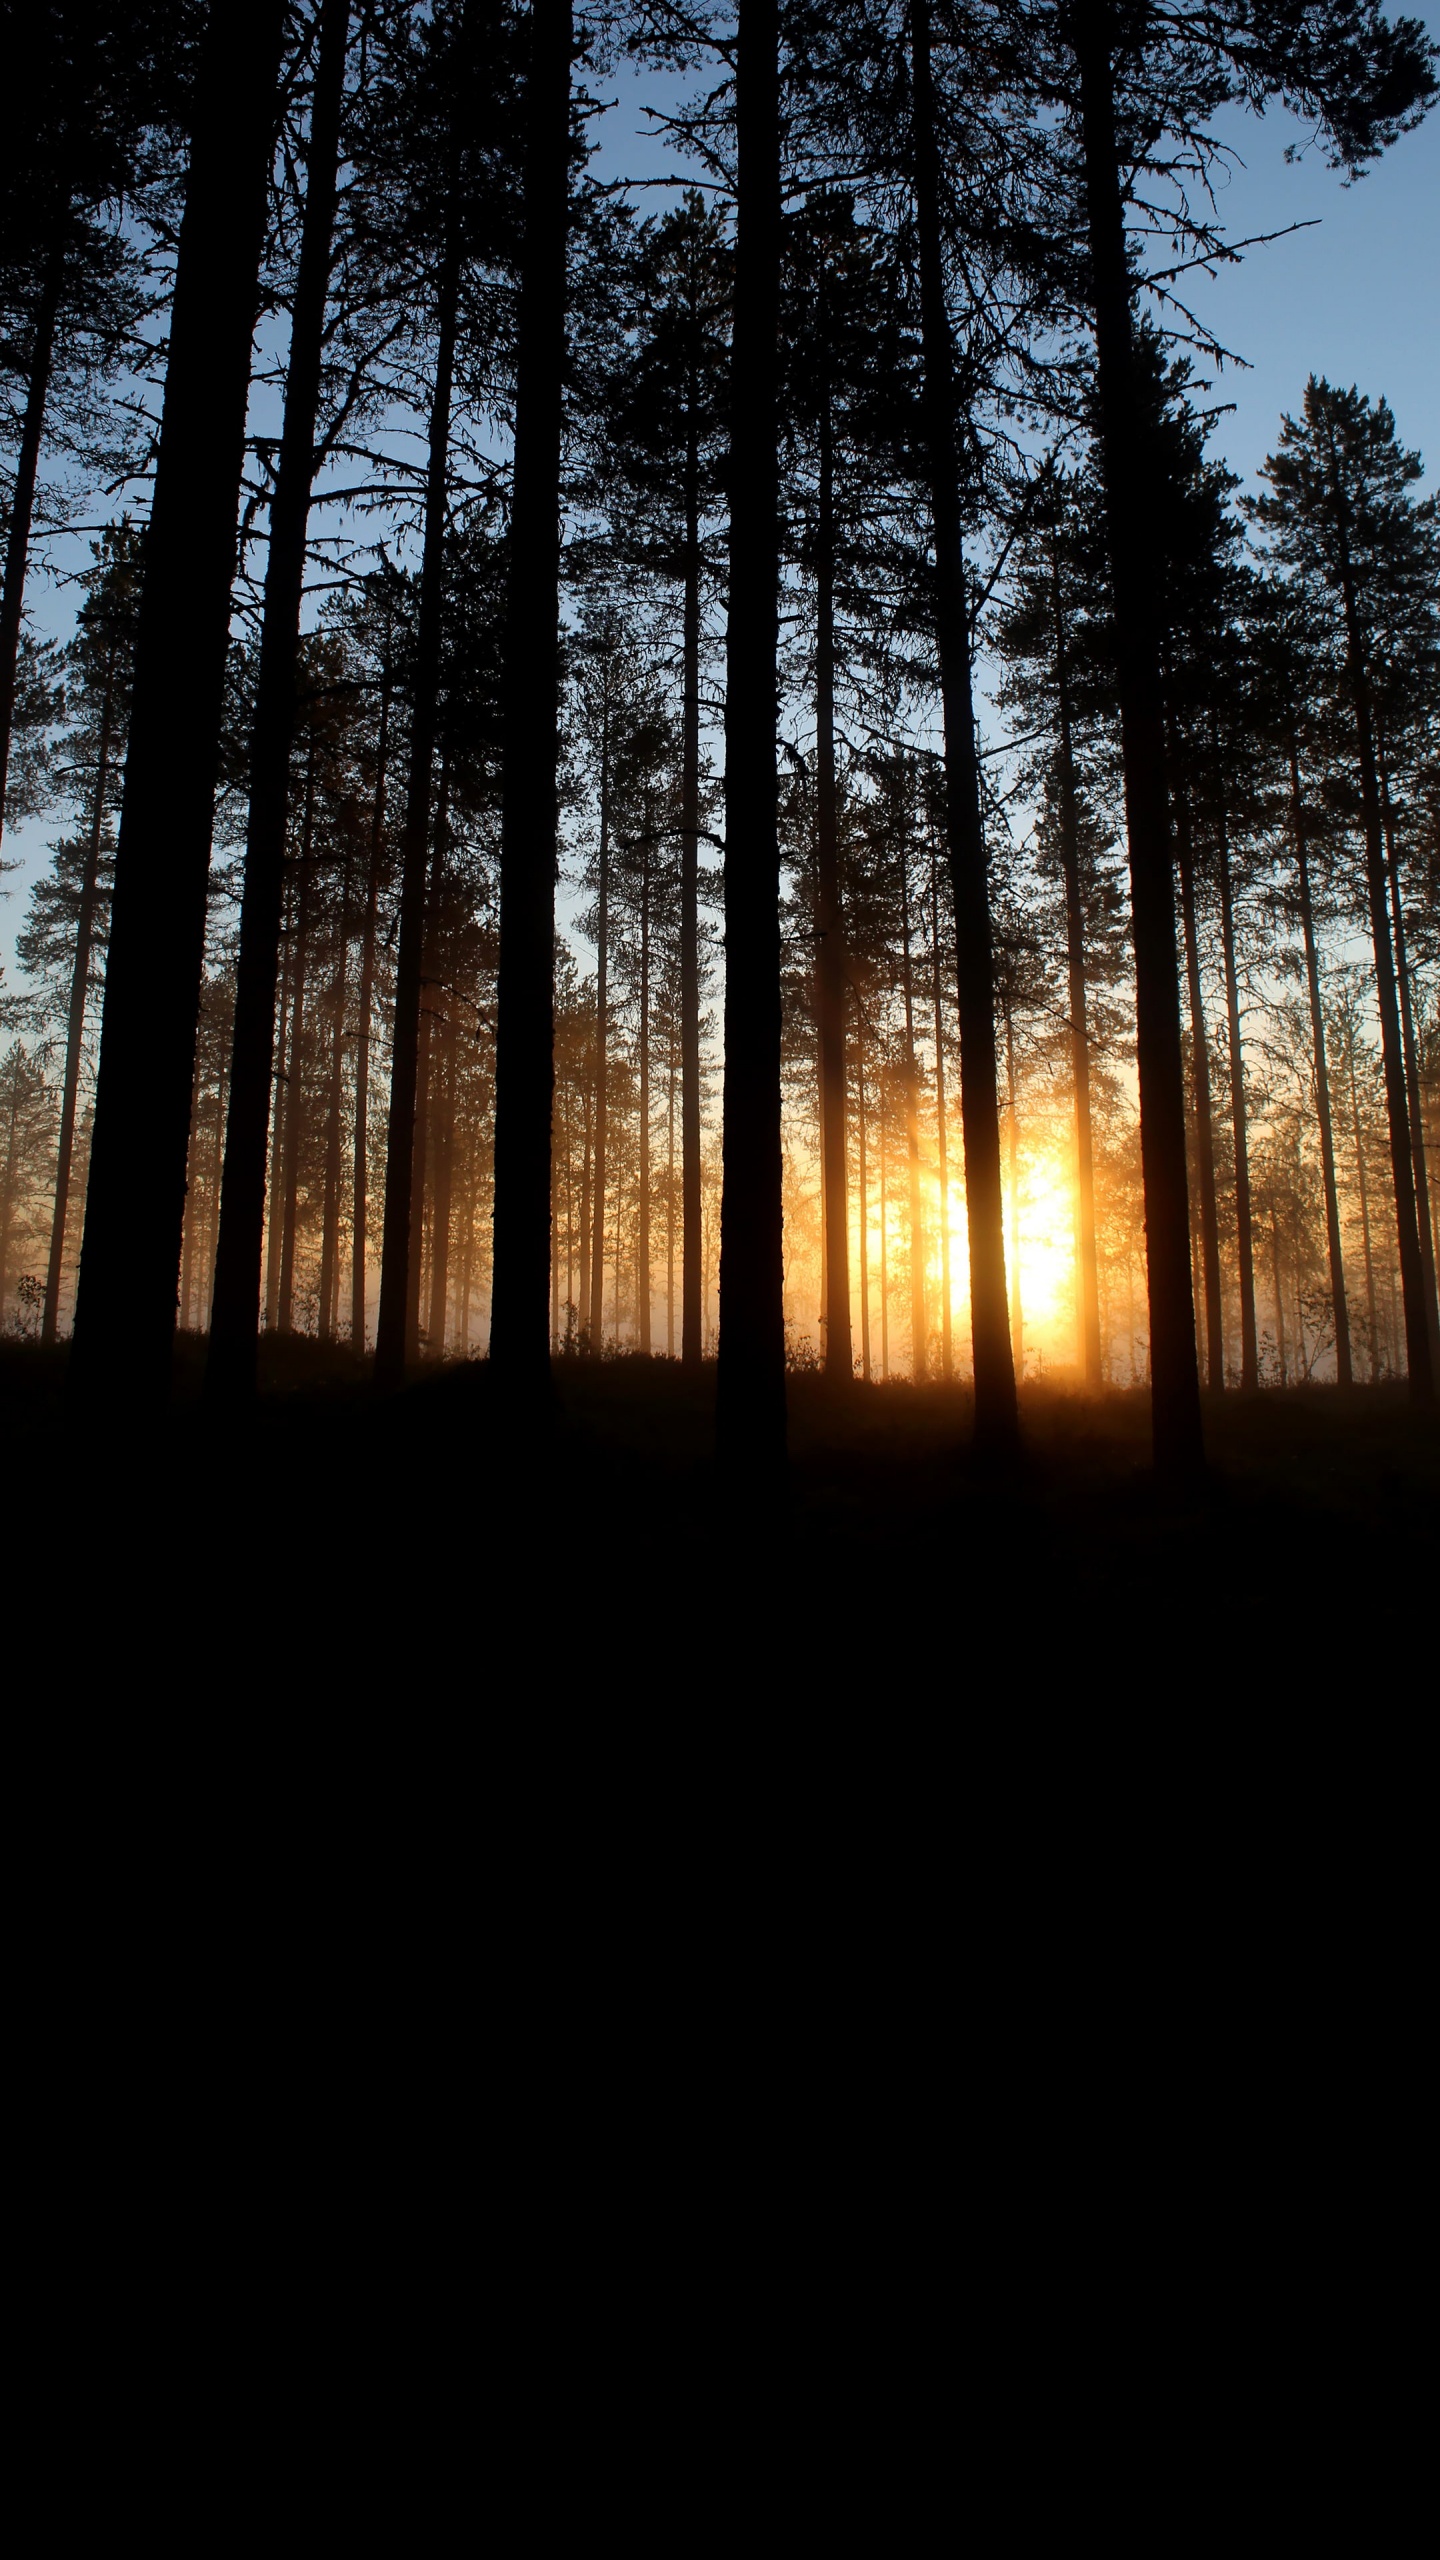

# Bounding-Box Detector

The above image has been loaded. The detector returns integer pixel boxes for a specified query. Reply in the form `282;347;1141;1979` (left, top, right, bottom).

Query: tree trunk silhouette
1323;425;1435;1406
1050;544;1101;1389
265;891;294;1334
71;2;285;1401
351;670;390;1347
1213;761;1257;1387
42;651;115;1343
375;212;462;1390
716;0;786;1474
1290;738;1351;1386
277;766;316;1336
910;0;1016;1450
0;245;63;842
489;0;571;1396
1175;795;1224;1388
206;0;348;1398
681;416;703;1365
318;889;349;1344
588;725;610;1346
428;1003;458;1353
815;387;852;1381
929;846;952;1381
1072;8;1202;1473
1378;770;1440;1374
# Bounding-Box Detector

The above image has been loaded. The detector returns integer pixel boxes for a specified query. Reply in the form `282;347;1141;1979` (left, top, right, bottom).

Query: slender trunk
489;0;571;1395
0;246;64;840
72;5;286;1401
1005;1005;1022;1379
42;658;115;1343
1176;794;1224;1387
1379;770;1440;1372
588;727;610;1344
1051;542;1101;1388
1290;741;1351;1385
1325;426;1434;1404
408;768;449;1358
638;831;652;1351
375;209;462;1390
681;413;703;1366
206;0;349;1396
716;0;786;1472
901;852;926;1382
1270;1209;1288;1386
317;905;348;1343
1073;9;1202;1473
428;1001;457;1354
857;1038;872;1383
911;0;1015;1447
351;669;389;1347
265;891;294;1334
1213;757;1257;1387
930;849;952;1381
277;765;316;1334
815;381;851;1380
1349;1039;1380;1382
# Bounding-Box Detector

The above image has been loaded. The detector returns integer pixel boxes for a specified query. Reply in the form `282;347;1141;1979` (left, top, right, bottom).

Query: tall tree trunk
351;669;389;1347
929;847;952;1381
680;414;703;1366
1050;542;1101;1389
815;385;852;1381
1348;1037;1380;1382
1324;424;1435;1405
1379;770;1440;1373
489;0;571;1396
42;653;115;1343
277;768;316;1335
638;831;652;1352
1289;740;1351;1386
588;726;610;1345
901;848;926;1381
1072;8;1203;1474
206;0;349;1397
1213;759;1257;1387
1175;795;1224;1387
910;0;1015;1449
72;3;286;1401
716;0;786;1473
856;1036;872;1383
0;244;64;841
428;1001;458;1354
317;906;348;1344
375;214;462;1390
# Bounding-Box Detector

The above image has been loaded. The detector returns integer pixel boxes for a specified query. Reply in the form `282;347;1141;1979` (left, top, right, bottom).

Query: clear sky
3;22;1437;979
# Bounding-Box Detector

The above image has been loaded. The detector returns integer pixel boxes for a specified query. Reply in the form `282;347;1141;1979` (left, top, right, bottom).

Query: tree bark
206;0;348;1397
0;246;64;842
71;3;285;1401
1378;771;1440;1374
716;0;786;1474
910;0;1016;1450
489;0;570;1395
1072;9;1203;1474
1289;739;1351;1386
374;209;462;1390
42;654;115;1343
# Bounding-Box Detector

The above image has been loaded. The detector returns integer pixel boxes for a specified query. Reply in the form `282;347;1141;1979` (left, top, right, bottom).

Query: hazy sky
3;25;1436;976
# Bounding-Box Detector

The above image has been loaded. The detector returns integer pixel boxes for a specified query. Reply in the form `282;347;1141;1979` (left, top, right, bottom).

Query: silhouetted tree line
2;0;1436;1481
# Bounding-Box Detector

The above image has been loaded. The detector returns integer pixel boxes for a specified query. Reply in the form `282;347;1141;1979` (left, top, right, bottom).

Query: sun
1008;1152;1074;1337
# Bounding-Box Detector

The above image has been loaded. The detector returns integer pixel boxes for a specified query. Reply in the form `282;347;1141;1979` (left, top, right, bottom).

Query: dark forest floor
4;1337;1436;1717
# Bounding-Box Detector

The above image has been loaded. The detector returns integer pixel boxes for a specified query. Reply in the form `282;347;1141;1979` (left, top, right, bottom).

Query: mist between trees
2;0;1437;1483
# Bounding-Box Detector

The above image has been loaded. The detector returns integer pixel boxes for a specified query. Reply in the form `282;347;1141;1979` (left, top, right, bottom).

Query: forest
3;0;1437;1654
